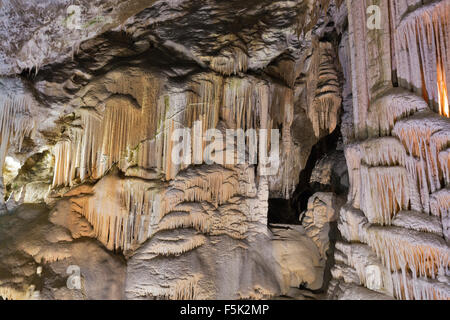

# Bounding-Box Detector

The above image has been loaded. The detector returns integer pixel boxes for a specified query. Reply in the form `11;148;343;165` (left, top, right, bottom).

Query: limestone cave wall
0;0;448;300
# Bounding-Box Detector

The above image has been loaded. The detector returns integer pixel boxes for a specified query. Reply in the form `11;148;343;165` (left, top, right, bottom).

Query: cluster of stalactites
309;41;342;138
366;225;450;300
70;166;241;251
129;275;201;300
210;46;248;76
367;90;428;138
360;165;411;225
341;116;450;299
173;168;239;207
54;73;288;185
393;113;450;214
394;0;450;116
0;94;35;170
52;98;143;187
366;226;449;279
345;138;414;224
70;175;165;251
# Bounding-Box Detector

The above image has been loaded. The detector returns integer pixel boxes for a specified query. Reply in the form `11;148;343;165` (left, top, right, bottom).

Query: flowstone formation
0;0;449;301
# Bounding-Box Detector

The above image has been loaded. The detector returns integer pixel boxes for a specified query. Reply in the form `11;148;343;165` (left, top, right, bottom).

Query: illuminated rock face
0;0;344;300
329;0;450;300
0;0;449;300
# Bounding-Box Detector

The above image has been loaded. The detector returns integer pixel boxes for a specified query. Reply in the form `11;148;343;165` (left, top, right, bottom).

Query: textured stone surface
1;0;449;301
329;0;450;300
0;203;126;299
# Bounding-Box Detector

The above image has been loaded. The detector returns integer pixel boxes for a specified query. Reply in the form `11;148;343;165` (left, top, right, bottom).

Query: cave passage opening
267;126;342;226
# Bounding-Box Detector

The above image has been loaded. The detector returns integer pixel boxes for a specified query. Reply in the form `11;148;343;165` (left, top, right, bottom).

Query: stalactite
359;137;406;167
144;232;206;256
439;148;450;185
221;77;257;131
98;97;143;176
210;46;248;76
186;74;223;130
52;140;72;187
360;166;411;225
335;0;450;301
78;109;103;181
0;95;35;170
174;167;239;206
69;164;245;251
394;0;450;115
53;97;147;187
133;275;201;300
392;210;444;236
0;286;35;301
367;90;428;137
70;173;167;251
157;210;211;234
430;188;449;219
394;113;450;212
390;271;450;300
171;276;201;300
366;226;449;280
309;42;342;138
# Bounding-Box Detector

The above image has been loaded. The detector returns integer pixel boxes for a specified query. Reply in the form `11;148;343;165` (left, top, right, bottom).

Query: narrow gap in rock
292;126;342;216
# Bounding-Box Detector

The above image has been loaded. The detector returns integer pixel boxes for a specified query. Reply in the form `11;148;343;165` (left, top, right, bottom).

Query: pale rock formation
330;0;450;300
1;0;449;301
310;151;349;194
0;203;126;300
0;0;347;300
302;192;343;257
126;224;323;300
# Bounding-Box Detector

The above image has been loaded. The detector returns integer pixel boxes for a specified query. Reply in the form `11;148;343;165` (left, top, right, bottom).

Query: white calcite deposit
0;0;449;301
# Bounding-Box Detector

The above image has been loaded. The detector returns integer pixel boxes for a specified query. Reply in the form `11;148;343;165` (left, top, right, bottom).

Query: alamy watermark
64;5;113;30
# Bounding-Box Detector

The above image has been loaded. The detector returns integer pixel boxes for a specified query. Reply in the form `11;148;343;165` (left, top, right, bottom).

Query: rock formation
0;0;448;300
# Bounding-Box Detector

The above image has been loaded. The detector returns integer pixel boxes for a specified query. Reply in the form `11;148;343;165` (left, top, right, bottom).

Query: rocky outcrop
329;0;450;300
0;0;449;301
0;203;126;300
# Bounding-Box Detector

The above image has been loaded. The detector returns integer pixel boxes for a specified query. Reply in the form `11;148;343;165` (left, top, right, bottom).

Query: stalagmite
394;1;450;114
344;145;362;208
393;112;450;212
303;192;341;257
